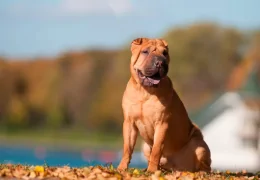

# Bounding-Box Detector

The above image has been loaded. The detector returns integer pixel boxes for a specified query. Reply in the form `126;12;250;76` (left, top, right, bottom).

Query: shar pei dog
117;38;211;172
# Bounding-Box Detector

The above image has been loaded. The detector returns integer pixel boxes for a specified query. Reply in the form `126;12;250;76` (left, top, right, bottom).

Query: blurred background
0;0;260;172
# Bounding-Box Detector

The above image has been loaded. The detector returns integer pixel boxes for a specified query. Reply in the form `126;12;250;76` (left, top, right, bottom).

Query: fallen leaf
34;166;44;173
29;171;36;178
133;169;140;175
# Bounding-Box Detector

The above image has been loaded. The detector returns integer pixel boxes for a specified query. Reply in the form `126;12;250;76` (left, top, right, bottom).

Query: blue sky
0;0;260;58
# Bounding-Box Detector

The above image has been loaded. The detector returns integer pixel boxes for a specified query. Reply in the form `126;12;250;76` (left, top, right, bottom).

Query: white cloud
5;0;133;17
59;0;132;15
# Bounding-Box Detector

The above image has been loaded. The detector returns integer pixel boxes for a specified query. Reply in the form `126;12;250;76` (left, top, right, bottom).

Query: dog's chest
135;118;154;144
128;101;164;144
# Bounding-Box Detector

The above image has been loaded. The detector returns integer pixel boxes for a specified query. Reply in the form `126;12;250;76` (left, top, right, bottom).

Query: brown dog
117;38;211;172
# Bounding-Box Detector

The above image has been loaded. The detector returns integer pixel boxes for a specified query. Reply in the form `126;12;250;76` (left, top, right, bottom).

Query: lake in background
0;145;147;168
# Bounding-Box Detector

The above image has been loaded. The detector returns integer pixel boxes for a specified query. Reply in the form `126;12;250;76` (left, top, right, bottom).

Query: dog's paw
117;163;128;171
147;165;158;173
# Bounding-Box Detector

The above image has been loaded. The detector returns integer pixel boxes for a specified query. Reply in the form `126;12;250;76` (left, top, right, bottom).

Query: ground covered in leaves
0;164;259;180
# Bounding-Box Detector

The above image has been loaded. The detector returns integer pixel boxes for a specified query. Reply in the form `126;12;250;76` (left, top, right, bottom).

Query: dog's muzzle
136;56;168;87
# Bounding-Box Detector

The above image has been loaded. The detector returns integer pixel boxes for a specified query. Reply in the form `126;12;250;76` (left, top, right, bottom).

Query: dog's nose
155;60;163;68
153;56;167;68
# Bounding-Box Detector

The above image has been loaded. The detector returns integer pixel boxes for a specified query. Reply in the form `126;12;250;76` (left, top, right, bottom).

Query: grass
0;128;120;150
0;128;144;151
0;164;259;180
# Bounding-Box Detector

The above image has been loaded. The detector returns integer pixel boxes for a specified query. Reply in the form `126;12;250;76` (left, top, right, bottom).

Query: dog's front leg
117;119;138;171
147;122;168;172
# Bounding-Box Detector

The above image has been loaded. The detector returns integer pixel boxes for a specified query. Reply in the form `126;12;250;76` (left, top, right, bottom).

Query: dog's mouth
136;69;161;86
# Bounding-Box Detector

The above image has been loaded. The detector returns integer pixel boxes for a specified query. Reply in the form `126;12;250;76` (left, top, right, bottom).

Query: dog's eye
163;50;168;56
142;50;149;54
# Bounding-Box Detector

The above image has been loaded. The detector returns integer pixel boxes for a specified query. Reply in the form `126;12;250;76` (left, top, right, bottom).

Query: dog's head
130;38;169;87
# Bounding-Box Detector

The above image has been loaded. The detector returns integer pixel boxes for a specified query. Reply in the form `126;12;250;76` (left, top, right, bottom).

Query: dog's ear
131;38;149;51
131;38;149;45
161;39;168;49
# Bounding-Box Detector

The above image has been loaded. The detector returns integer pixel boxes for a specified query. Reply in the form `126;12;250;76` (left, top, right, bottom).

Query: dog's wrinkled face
130;38;169;87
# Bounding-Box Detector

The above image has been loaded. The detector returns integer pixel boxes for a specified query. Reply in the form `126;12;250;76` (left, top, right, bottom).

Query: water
0;145;147;168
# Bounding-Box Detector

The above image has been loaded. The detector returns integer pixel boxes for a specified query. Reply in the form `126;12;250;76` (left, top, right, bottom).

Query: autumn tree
163;23;245;109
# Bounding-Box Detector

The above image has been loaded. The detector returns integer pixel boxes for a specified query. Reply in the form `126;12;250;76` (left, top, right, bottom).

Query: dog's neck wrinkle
130;77;172;102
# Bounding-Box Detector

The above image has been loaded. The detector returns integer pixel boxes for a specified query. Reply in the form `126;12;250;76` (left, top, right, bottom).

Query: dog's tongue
147;77;160;84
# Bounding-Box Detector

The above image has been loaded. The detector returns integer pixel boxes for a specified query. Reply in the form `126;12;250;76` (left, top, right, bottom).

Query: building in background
191;48;260;172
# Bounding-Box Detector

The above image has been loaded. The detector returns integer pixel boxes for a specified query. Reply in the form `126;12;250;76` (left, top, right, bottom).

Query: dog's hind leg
194;141;211;172
189;124;211;172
